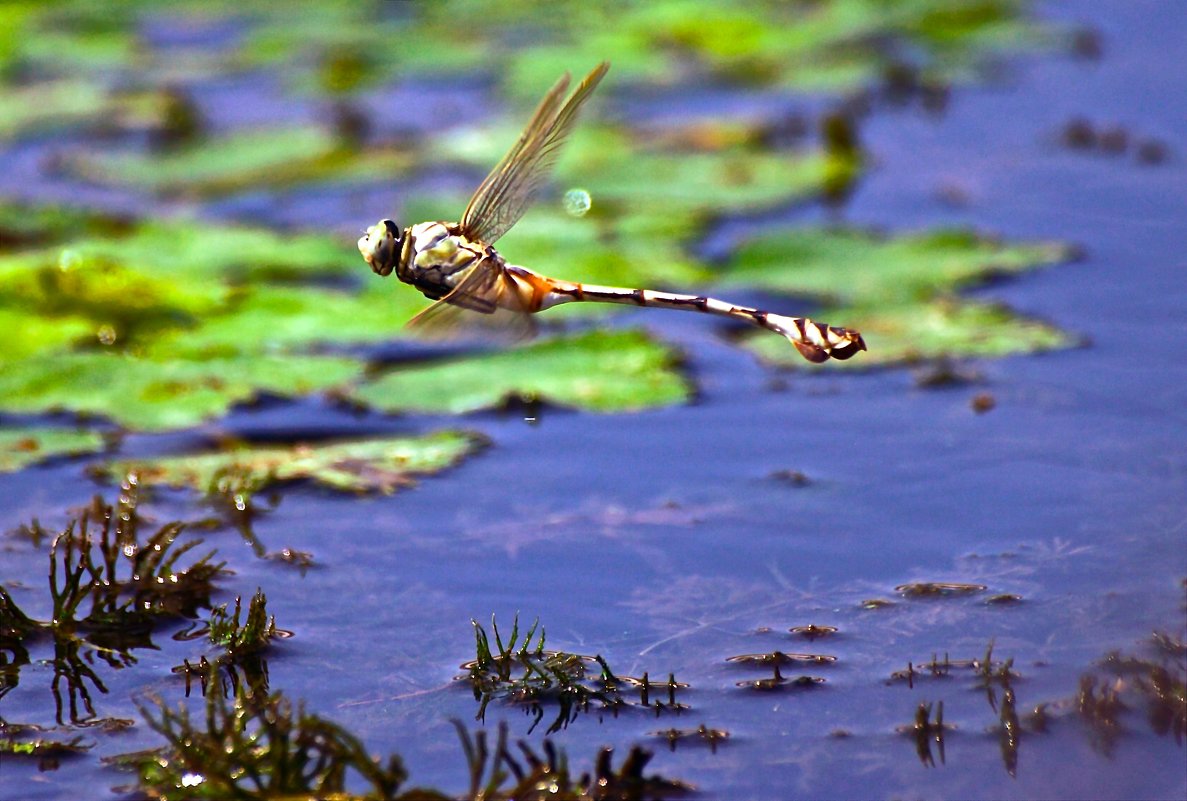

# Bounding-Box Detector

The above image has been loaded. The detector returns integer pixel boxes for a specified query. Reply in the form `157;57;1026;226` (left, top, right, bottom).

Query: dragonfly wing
460;62;609;245
406;258;536;342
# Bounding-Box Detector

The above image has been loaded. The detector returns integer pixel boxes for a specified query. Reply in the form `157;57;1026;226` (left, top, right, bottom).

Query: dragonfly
358;62;866;363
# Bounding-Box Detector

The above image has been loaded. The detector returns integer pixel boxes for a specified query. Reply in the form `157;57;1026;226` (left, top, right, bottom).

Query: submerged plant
0;718;92;769
135;679;414;801
0;481;226;723
131;680;691;801
174;589;286;698
454;721;693;800
464;616;687;734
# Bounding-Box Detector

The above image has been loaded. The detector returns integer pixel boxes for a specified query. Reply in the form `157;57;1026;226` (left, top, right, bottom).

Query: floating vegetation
0;484;224;641
0;483;225;724
789;624;839;639
985;593;1024;605
729;228;1076;368
889;643;1018;690
731;653;829;693
131;679;692;801
1080;648;1187;750
859;598;895;610
895;581;987;598
0;720;92;769
768;468;811;487
453;721;695;800
0;427;107;472
173;590;288;698
352;330;691;415
264;547;315;575
134;678;418;801
726;651;837;667
97;431;489;496
651;724;730;753
463;616;687;734
735;664;826;693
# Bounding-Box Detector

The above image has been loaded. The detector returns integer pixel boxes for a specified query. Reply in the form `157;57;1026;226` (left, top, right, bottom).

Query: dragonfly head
358;219;402;277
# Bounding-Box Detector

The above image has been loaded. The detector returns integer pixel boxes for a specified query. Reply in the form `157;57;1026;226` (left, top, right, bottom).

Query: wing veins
460;62;609;245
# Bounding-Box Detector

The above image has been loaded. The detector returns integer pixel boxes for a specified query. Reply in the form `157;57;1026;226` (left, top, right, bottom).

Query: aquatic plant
901;700;950;767
0;482;225;724
134;679;416;801
651;724;730;754
0;481;225;639
174;589;284;698
132;679;692;801
0;719;92;770
464;616;688;734
454;721;694;800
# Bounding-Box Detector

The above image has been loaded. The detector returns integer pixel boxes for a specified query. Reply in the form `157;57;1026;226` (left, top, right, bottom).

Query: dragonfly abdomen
541;280;866;362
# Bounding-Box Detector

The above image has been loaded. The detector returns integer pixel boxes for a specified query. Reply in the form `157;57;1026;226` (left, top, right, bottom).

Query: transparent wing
406;258;536;342
460;62;609;245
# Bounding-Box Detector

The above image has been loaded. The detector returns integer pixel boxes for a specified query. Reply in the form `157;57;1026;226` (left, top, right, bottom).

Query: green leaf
145;284;423;357
99;431;487;494
0;80;109;139
0;352;363;431
0;308;94;361
741;298;1076;367
0;201;129;251
61;127;344;195
350;329;690;415
722;227;1073;305
0;427;106;472
2;219;353;287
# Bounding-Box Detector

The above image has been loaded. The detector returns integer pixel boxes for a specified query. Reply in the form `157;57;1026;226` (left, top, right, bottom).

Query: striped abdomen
532;276;866;362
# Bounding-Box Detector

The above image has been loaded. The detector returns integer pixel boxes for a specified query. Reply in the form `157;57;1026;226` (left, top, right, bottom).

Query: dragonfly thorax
399;221;494;300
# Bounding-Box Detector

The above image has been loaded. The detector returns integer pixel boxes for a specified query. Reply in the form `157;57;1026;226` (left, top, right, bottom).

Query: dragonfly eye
358;219;401;276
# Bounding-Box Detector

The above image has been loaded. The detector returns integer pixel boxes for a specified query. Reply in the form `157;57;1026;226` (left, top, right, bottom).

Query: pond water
1;1;1184;799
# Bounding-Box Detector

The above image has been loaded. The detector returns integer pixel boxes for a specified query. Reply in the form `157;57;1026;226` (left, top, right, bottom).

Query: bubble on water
563;188;591;217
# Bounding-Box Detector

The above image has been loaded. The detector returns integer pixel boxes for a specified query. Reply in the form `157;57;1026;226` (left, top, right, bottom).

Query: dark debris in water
789;624;839;639
726;651;837;667
895;581;987;598
734;663;827;693
651;723;730;753
1058;116;1171;166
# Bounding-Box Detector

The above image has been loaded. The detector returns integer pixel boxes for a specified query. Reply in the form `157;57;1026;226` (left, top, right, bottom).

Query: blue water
1;1;1185;799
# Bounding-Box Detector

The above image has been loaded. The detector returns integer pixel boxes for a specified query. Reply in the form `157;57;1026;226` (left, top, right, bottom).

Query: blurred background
0;1;1183;799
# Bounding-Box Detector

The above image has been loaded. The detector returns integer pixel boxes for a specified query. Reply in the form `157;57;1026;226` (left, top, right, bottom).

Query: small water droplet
563;187;591;217
97;325;118;345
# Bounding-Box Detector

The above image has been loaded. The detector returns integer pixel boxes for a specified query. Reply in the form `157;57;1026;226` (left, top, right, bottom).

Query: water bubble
97;325;118;346
563;188;591;217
